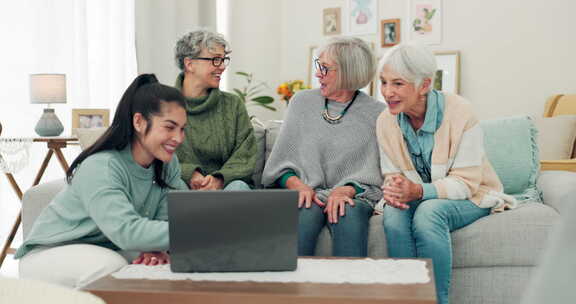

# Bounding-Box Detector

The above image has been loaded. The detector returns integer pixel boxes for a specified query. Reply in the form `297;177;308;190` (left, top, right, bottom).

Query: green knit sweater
175;73;257;186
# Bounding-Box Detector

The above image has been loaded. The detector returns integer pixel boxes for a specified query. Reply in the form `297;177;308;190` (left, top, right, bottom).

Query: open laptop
168;189;298;273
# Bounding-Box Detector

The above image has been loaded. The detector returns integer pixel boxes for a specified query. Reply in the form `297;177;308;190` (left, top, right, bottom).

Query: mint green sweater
175;74;257;186
14;145;188;259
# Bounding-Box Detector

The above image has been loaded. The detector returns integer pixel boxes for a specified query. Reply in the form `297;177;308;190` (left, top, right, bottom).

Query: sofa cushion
532;115;576;160
451;202;558;267
251;119;266;188
480;116;541;203
265;120;283;162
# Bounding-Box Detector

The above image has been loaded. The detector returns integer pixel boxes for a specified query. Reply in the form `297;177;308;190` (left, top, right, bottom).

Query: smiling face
184;45;227;94
380;64;430;116
315;52;341;98
131;102;187;167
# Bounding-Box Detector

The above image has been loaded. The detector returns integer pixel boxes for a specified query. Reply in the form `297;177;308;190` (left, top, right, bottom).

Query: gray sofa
22;119;576;304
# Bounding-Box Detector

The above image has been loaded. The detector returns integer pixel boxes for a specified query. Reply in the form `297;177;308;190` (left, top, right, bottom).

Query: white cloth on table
0;138;33;174
112;258;430;284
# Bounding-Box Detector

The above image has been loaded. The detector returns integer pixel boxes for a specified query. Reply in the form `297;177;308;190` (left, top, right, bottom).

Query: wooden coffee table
84;259;436;304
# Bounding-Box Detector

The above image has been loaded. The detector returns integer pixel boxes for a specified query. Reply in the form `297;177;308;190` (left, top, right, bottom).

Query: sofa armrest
537;171;576;214
21;179;67;238
540;159;576;172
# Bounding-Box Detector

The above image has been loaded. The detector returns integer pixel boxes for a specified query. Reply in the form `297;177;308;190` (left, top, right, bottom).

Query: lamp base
35;108;64;136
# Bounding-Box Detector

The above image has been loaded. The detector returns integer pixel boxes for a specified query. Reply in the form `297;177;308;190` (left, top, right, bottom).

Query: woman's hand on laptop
132;251;170;266
324;186;356;224
285;176;325;209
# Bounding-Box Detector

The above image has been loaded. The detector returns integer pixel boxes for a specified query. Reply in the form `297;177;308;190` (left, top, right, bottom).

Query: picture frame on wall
323;7;342;36
381;19;401;47
409;0;442;45
307;46;320;89
71;108;110;135
433;51;460;94
348;0;378;35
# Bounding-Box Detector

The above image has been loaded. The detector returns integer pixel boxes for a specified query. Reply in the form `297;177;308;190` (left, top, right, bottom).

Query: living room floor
0;256;18;278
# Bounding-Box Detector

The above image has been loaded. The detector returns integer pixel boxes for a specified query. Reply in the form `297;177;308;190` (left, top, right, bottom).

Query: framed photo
307;46;320;89
409;0;442;45
348;0;378;35
72;109;110;135
323;8;342;36
434;51;460;94
381;19;401;47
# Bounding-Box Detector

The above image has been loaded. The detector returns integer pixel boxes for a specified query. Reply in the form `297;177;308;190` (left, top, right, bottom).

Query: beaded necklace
321;90;359;124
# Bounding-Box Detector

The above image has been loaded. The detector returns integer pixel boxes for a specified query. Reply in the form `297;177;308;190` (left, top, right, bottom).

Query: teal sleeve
277;170;297;188
75;158;169;252
345;182;365;196
422;183;438;200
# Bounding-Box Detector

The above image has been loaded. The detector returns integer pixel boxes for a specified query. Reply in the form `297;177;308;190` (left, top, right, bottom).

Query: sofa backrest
258;117;543;202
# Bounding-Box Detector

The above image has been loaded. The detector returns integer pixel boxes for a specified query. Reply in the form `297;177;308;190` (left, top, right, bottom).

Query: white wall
134;0;576;121
275;0;576;120
226;0;285;121
135;0;202;85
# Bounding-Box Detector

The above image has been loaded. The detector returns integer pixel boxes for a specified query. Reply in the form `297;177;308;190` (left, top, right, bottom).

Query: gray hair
174;29;231;71
379;42;437;88
318;36;376;91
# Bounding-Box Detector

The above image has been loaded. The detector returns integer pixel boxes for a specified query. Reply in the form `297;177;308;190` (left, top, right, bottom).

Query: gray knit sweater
262;89;385;205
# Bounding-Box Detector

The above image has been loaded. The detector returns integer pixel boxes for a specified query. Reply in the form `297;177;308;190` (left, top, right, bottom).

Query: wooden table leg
53;148;70;172
32;149;54;186
0;173;24;268
0;213;21;267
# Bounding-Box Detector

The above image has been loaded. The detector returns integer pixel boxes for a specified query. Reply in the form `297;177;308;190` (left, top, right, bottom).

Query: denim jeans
299;199;373;257
223;180;251;191
383;199;490;304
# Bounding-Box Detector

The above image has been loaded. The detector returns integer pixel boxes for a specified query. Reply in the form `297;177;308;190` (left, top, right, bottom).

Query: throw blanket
262;89;385;204
376;93;517;212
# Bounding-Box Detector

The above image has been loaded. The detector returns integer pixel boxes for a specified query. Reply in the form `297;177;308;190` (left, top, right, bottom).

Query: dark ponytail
66;74;186;188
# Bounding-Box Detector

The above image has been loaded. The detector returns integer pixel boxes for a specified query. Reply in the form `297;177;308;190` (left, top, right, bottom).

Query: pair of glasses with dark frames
313;57;336;76
189;56;231;67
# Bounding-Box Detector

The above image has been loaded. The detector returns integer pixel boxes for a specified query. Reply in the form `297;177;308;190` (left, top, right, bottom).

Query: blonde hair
318;36;376;91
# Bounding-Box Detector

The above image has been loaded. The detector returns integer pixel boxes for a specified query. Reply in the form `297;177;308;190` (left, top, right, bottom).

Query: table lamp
30;73;66;136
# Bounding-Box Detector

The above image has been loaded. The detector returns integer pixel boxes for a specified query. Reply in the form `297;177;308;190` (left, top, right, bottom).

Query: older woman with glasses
174;29;256;191
262;36;385;257
376;42;516;304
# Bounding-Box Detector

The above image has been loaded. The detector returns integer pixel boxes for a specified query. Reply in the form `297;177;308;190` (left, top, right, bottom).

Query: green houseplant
232;71;276;111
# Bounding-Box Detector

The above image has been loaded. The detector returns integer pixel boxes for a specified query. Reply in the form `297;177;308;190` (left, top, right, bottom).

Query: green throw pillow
479;116;542;203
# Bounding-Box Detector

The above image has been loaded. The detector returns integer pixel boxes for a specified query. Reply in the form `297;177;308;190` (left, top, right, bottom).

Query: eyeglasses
189;56;230;67
314;57;336;76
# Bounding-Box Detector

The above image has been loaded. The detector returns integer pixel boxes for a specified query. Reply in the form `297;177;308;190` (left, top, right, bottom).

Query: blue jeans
383;199;490;304
223;180;251;191
299;199;373;257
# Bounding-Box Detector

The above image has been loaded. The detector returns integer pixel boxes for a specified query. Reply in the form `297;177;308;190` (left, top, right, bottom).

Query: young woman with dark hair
15;74;189;288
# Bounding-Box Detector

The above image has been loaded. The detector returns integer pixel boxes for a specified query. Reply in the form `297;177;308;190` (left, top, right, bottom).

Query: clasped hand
381;175;422;210
189;170;223;190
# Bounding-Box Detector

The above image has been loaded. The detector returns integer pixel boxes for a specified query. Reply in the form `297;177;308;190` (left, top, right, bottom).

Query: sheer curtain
0;0;136;256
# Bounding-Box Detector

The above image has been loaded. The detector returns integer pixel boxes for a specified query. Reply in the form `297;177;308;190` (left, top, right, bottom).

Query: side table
0;137;78;268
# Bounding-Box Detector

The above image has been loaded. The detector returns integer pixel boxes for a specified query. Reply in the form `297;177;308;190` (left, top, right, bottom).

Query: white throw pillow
75;128;107;150
532;115;576;160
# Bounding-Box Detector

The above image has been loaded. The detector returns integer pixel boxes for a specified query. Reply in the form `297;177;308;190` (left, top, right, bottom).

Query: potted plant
232;72;276;112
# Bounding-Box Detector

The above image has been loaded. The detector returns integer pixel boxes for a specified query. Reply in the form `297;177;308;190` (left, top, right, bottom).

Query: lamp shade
29;74;67;104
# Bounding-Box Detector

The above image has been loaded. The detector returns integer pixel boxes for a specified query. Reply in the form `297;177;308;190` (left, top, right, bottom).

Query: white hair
379;42;437;88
